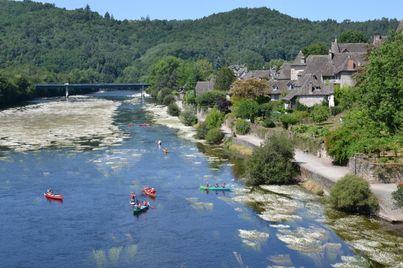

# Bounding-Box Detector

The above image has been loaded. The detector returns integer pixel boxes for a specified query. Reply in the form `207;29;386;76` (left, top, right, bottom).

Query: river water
0;91;401;268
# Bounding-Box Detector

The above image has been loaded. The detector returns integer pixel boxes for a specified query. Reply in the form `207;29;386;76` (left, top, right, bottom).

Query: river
0;91;401;267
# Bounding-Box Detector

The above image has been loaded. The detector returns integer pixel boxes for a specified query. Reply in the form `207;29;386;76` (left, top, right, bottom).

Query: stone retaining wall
348;155;402;183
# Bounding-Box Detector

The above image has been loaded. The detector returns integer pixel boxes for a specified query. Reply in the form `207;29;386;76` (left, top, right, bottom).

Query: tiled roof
282;73;333;101
242;69;274;80
331;40;369;54
291;50;306;66
277;63;291;80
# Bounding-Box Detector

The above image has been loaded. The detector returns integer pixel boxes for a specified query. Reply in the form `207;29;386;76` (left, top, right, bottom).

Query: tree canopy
0;0;398;84
302;43;328;57
339;30;368;43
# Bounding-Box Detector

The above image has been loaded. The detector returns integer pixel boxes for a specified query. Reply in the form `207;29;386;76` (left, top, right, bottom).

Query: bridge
35;83;149;97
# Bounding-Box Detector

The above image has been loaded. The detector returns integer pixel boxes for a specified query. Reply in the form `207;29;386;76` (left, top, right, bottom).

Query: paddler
130;192;136;203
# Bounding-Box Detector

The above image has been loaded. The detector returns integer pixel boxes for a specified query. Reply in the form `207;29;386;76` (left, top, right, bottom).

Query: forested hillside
0;0;398;83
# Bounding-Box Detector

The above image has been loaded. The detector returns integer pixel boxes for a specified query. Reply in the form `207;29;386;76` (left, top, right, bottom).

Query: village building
195;80;215;96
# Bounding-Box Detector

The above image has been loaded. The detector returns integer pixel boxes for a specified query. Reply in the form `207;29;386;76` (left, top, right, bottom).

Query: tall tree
302;43;328;56
359;33;403;133
214;67;235;91
339;30;368;43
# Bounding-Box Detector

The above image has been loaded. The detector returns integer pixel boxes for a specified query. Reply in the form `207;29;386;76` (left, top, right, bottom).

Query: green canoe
200;185;231;191
133;204;149;215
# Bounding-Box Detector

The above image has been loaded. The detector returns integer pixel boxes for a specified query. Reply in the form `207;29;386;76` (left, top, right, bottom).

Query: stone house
282;73;334;109
195;80;215;96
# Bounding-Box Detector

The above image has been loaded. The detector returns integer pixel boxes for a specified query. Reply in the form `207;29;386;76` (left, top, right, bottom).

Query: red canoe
143;187;156;198
44;192;64;201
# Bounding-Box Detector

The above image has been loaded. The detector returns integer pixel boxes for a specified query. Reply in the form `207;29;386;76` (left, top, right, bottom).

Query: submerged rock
238;229;269;250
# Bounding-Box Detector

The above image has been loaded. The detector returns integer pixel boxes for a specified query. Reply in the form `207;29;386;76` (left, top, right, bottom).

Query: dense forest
0;0;398;84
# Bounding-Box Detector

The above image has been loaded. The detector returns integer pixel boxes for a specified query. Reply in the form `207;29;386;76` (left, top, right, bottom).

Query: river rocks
0;97;123;152
186;197;213;211
238;229;269;250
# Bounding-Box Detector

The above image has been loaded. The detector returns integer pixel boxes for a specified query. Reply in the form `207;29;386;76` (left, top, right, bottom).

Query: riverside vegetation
0;0;398;107
146;31;402;216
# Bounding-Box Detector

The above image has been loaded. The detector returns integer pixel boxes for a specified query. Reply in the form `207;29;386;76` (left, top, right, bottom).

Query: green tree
339;30;368;43
215;67;235;91
148;56;183;92
233;99;260;122
246;135;297;186
359;33;402;134
329;174;379;215
302;43;328;57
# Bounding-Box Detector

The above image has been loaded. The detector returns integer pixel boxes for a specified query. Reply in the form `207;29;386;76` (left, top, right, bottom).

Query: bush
234;119;250;135
180;110;198;126
205;128;225;144
330;106;343;116
195;90;226;108
329;175;379;215
195;122;209;139
156;88;172;104
205;108;224;129
279;113;300;129
246;135;297;186
261;118;276;128
162;94;175;106
392;184;403;207
233;99;260;122
310;104;330;123
184;90;196;105
167;103;180;116
259;102;272;118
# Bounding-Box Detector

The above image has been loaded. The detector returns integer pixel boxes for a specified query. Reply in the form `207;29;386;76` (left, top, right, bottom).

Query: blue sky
37;0;402;22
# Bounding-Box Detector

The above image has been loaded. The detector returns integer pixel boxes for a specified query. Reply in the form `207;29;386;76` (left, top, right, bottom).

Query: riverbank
144;99;403;266
221;125;403;223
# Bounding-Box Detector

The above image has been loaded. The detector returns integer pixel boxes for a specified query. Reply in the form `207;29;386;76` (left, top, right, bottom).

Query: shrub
261;118;276;128
310;104;330;123
279;113;300;129
205;108;224;129
184;90;196;105
246;135;297;186
392;184;403;207
329;174;379;215
205;128;225;144
234;119;250;135
296;102;309;111
167;103;180;116
330;106;343;116
195;90;226;108
162;94;175;106
180;110;198;126
259;102;272;118
233;99;260;122
156;88;172;104
195;122;209;139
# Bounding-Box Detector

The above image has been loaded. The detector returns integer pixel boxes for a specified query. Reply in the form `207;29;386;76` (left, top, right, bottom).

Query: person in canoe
163;148;169;154
46;188;53;194
214;183;219;188
130;192;136;203
221;183;226;188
